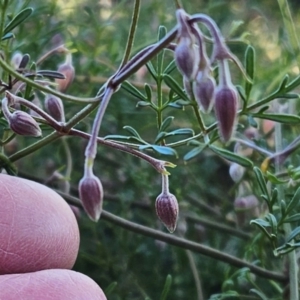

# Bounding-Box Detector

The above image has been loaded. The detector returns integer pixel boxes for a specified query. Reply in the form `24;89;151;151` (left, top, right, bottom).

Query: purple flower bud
55;54;75;92
45;94;65;122
155;192;179;233
229;163;245;182
214;84;238;142
193;70;216;113
234;195;259;226
183;76;193;99
9;110;42;137
175;9;199;79
79;173;103;221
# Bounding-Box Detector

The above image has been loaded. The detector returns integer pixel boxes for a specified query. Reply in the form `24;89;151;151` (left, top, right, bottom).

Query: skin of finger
0;174;80;274
0;269;107;300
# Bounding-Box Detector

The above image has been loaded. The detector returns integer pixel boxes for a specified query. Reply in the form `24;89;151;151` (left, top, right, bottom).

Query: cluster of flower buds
1;94;42;137
174;9;239;142
155;174;179;233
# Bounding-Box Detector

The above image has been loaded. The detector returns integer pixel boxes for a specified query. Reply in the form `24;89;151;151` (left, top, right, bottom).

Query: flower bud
175;9;199;79
214;84;238;142
9;110;42;137
55;53;75;92
193;71;216;113
229;163;245;182
79;173;103;221
45;94;65;122
155;192;179;233
183;76;193;99
234;195;259;226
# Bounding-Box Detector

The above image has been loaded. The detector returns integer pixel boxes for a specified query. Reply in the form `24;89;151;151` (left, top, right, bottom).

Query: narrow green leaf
253;167;269;201
157;26;167;75
123;126;142;139
245;45;255;99
277;74;289;92
266;171;288;184
167;128;194;137
160;274;172;300
146;61;158;80
270;188;278;206
144;83;152;102
265;213;277;235
250;219;272;240
37;70;65;79
1;32;14;41
154;131;167;144
280;200;287;219
122;81;147;101
164;60;176;75
249;289;268;300
252;113;300;124
286;186;300;216
104;282;118;296
139;144;177;157
286;226;300;243
160;116;174;132
4;8;33;35
184;145;206;161
210;145;253;167
285;74;300;91
163;74;189;101
284;213;300;223
136;101;152;107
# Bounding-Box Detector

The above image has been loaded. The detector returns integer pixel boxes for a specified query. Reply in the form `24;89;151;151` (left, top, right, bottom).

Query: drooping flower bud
55;53;75;92
215;84;238;142
155;174;179;233
9;110;42;137
229;163;245;182
44;94;65;122
79;172;103;222
193;70;216;113
214;59;238;142
234;195;259;226
155;192;179;233
174;9;199;80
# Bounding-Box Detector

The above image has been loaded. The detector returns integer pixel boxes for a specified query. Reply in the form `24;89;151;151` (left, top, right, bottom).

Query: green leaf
154;131;167;144
157;26;167;75
286;226;300;243
160;274;172;300
250;219;273;240
284;213;300;223
271;188;278;206
146;61;158;80
104;282;118;296
278;74;289;92
123;126;142;139
249;289;268;300
144;83;152;102
37;70;65;79
163;74;189;101
252;113;300;124
167;128;194;137
136;101;152;108
103;134;144;143
253;167;269;201
1;32;14;41
280;200;287;219
160;116;174;132
266;171;288;184
122;81;147;101
139;144;178;157
285;74;300;91
4;8;33;35
164;60;176;75
285;186;300;216
184;144;206;161
265;213;277;235
210;145;253;167
245;45;255;99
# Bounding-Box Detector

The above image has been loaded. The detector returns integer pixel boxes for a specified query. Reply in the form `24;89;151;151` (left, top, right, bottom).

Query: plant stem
274;103;298;300
119;0;140;69
58;190;287;283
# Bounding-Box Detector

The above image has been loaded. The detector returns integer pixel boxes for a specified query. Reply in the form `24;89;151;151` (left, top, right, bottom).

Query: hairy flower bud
229;163;245;182
214;84;238;142
45;94;65;122
155;192;179;233
79;173;103;221
55;53;75;92
193;70;216;113
9;110;42;137
175;9;199;79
